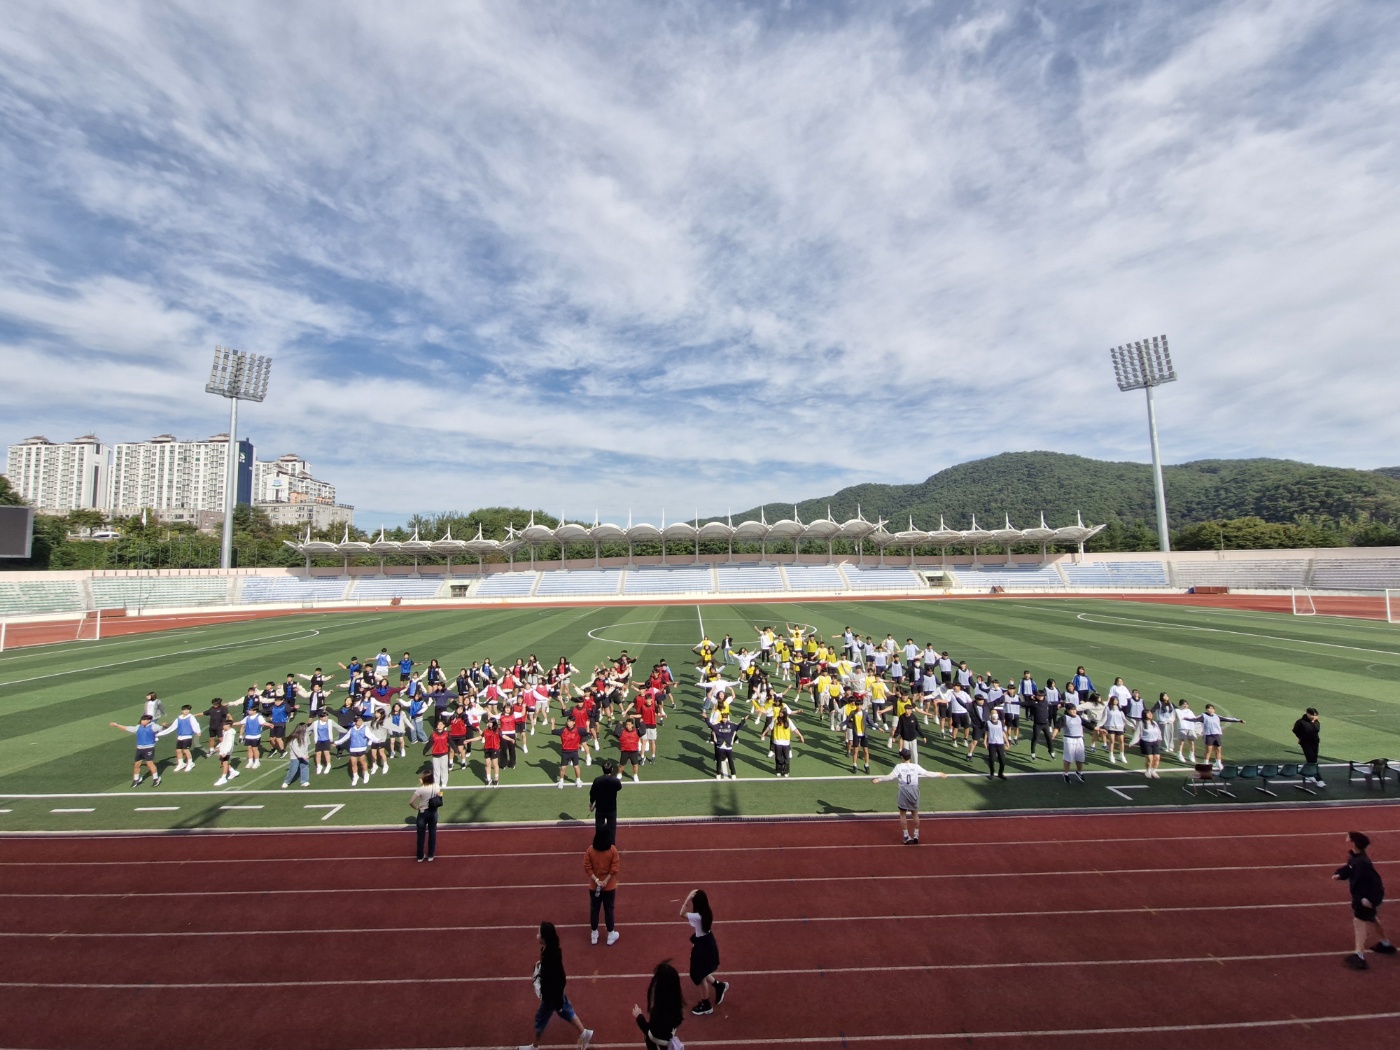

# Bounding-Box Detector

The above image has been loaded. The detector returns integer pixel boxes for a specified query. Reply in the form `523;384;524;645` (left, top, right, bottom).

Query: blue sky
2;1;1398;531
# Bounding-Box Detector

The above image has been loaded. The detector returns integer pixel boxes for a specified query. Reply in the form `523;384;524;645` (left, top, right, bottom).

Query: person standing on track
584;830;621;946
521;921;593;1050
871;747;946;844
589;759;622;846
110;713;163;787
681;888;728;1017
632;960;684;1050
409;770;443;862
1335;831;1395;969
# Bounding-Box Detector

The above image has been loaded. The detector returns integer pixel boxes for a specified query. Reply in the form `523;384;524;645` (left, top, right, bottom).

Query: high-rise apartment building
4;435;110;512
108;434;253;515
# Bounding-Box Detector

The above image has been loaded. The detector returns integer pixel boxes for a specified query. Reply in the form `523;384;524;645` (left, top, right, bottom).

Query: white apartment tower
108;434;254;514
4;435;110;512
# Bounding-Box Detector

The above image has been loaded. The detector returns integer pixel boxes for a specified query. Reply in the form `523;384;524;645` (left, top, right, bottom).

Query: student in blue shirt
398;652;414;683
268;698;291;756
110;713;163;787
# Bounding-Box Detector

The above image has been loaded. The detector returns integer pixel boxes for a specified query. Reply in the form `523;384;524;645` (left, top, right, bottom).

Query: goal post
1388;589;1399;624
1291;588;1316;617
75;608;102;641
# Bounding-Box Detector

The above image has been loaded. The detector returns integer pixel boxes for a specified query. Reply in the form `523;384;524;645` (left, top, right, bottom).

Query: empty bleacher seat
1061;561;1169;587
91;577;230;609
715;565;783;593
1172;560;1308;590
949;565;1064;589
474;572;538;597
841;567;926;590
239;576;351;603
0;580;86;616
623;568;714;595
536;570;622;597
1311;558;1400;591
349;577;445;600
783;565;847;591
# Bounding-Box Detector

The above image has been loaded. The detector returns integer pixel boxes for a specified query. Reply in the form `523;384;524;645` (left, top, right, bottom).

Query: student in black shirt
1028;693;1054;760
711;711;740;780
589;759;623;847
1335;831;1395;969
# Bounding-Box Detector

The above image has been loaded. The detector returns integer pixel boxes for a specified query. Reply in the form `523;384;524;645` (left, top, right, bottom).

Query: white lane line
0;827;1391;866
695;603;705;640
304;804;344;821
133;807;179;812
0;809;11;814
0;951;1358;990
1074;611;1400;658
218;805;264;811
49;808;95;814
0;900;1346;938
10;860;1394;898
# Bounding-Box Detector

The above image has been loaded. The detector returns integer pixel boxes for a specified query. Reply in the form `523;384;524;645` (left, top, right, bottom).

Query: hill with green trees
726;452;1400;551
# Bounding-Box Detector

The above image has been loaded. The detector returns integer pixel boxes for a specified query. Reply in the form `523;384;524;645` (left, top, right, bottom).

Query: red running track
1;804;1398;1049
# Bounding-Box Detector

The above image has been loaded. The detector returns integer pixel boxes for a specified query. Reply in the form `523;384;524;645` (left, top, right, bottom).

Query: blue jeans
408;716;426;744
534;995;577;1035
284;757;310;786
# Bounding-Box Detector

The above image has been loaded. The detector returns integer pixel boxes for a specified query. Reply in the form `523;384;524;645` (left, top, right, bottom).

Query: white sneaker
632;774;640;783
575;779;582;788
591;929;599;945
300;781;310;787
228;769;240;780
351;774;359;785
557;779;565;790
579;1030;593;1050
606;930;619;945
214;776;227;786
585;754;592;766
281;781;289;789
1213;761;1223;771
1315;779;1326;788
186;761;195;771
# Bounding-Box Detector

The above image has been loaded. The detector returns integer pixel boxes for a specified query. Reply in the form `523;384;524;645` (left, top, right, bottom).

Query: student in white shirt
1175;700;1202;765
871;749;947;844
1059;704;1087;783
1136;709;1165;778
1183;703;1245;771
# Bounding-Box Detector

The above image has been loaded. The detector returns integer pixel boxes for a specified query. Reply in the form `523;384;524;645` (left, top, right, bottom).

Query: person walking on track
409;770;442;862
682;888;728;1016
632;960;685;1049
584;830;620;945
521;921;592;1049
871;747;947;844
1335;831;1395;969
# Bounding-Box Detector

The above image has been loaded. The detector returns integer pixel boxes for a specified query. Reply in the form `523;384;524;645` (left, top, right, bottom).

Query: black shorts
952;712;969;728
243;736;261;748
562;749;579;764
1003;714;1020;728
483;748;499;759
449;735;467;749
1204;734;1223;747
271;725;286;739
941;672;952;685
135;746;155;761
1353;900;1380;923
176;737;193;749
1140;741;1162;756
689;930;720;985
621;750;640;765
315;741;331;753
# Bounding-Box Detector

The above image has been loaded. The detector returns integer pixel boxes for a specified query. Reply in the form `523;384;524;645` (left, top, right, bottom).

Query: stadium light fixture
1109;334;1176;553
205;345;272;569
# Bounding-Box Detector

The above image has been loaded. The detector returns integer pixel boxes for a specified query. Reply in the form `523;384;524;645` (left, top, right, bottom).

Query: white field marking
0;614;387;688
1;827;1391;867
0;901;1347;938
133;807;179;812
1074;612;1400;659
0;952;1358;991
0;809;10;813
253;1011;1400;1050
11;861;1394;898
49;808;95;814
304;804;343;821
0;760;1356;801
218;805;263;811
695;603;705;641
1106;785;1148;801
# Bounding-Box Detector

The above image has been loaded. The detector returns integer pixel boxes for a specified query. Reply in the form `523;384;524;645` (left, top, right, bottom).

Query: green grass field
2;598;1398;833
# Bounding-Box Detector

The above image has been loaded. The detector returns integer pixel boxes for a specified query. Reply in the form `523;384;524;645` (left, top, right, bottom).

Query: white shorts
644;727;658;741
1063;738;1086;764
1179;727;1202;740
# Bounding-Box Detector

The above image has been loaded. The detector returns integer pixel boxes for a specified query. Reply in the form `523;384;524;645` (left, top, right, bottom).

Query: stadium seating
1172;559;1308;590
535;570;623;597
840;566;926;590
348;577;446;600
948;564;1065;589
1310;558;1400;591
715;565;784;592
474;572;539;597
0;579;86;616
783;565;847;591
90;576;232;609
239;576;352;603
622;568;715;595
1061;561;1169;587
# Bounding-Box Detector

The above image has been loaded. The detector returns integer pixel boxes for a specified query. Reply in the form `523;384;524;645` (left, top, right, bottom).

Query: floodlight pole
1110;335;1177;553
205;346;272;570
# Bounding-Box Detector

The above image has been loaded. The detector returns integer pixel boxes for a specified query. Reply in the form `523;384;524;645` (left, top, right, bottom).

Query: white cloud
3;0;1399;526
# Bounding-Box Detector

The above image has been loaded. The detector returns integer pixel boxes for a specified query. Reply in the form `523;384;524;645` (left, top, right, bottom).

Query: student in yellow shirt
759;709;806;777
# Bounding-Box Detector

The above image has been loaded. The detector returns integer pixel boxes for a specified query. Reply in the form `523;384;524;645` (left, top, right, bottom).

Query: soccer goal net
1291;588;1317;617
1388;589;1400;625
74;608;103;641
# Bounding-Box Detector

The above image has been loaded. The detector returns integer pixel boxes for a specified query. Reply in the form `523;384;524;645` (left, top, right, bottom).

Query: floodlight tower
205;346;272;569
1110;335;1177;552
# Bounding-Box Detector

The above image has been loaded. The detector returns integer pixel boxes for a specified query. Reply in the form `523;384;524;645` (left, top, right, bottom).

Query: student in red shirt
633;687;664;764
556;723;585;788
569;697;594;767
617;717;643;782
481;717;502;787
448;710;469;770
499;704;519;769
427;720;452;788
